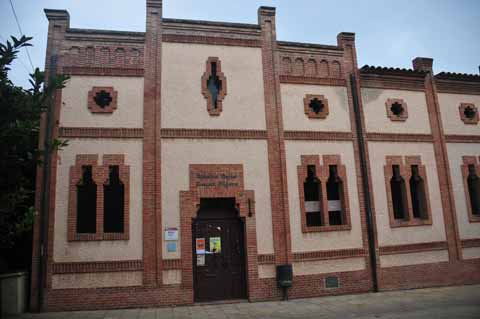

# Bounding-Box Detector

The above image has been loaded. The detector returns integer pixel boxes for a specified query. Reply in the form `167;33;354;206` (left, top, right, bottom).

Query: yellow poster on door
209;237;221;253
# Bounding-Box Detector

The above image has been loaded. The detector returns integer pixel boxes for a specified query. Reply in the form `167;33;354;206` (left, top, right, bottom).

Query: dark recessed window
409;165;428;219
464;106;477;120
390;165;408;220
390;102;404;117
104;165;125;233
94;90;113;109
76;165;97;233
309;98;324;114
467;164;480;216
327;165;344;225
304;165;323;227
207;62;222;110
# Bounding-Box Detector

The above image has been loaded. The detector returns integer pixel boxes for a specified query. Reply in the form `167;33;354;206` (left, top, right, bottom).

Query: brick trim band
63;67;144;77
160;128;267;139
52;260;143;274
284;131;353;141
461;238;480;248
445;135;480;143
366;133;434;143
257;254;275;264
292;248;367;261
379;241;448;255
59;127;144;138
162;259;182;270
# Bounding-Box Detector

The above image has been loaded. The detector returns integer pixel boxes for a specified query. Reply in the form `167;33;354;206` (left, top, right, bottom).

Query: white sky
1;0;479;88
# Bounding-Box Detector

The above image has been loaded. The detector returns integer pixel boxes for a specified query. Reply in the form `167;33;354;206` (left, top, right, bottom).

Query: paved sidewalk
8;284;480;319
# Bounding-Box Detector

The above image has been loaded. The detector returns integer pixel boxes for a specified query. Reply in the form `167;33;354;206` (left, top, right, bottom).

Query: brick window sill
69;232;129;242
390;218;432;228
302;224;352;233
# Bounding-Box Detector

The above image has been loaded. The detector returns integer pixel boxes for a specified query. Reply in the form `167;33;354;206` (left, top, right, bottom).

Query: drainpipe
350;73;378;292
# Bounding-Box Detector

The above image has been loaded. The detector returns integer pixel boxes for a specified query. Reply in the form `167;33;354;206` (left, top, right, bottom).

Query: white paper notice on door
197;254;205;266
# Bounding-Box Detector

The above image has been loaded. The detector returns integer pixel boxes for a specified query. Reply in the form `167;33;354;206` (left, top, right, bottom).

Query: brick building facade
30;0;480;311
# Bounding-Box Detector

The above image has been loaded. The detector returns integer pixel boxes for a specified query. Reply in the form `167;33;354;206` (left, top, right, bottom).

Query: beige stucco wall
52;271;142;289
379;250;449;268
368;142;447;246
285;140;363;252
438;93;480;136
53;139;143;262
161;42;266;130
462;247;480;260
258;265;276;279
60;76;144;128
445;143;480;240
361;88;431;134
161;139;273;259
293;257;366;275
162;270;182;285
281;84;351;132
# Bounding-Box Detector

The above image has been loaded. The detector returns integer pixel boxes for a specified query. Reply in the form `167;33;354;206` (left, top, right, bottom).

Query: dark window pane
390;165;408;220
327;165;343;225
409;165;428;219
304;165;322;226
467;164;480;215
104;166;125;233
207;62;221;109
76;166;97;233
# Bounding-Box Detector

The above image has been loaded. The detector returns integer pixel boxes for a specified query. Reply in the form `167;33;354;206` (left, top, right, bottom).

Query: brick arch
282;56;292;74
179;164;259;302
319;60;329;77
306;59;317;77
294;57;305;76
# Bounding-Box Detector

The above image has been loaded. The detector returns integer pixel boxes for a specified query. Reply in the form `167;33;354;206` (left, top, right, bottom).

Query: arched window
76;165;97;233
304;165;323;226
467;164;480;216
104;165;125;233
390;165;408;220
410;165;428;219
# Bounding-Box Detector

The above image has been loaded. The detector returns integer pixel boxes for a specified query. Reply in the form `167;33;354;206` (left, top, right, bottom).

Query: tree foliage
0;35;69;253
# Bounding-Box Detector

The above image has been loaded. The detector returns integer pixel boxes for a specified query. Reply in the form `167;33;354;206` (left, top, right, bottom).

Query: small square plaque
325;276;339;289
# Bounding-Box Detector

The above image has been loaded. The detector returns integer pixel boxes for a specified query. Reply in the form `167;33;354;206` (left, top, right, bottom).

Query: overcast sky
1;0;479;88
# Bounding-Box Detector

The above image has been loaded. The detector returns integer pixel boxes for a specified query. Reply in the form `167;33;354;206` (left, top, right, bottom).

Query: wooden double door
192;198;247;302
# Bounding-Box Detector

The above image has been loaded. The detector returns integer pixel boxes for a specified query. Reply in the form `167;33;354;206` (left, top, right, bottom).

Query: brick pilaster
143;0;163;287
258;7;292;266
413;57;462;261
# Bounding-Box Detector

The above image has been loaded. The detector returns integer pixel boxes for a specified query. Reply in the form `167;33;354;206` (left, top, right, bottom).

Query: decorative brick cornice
162;34;261;48
385;98;408;121
160;128;266;139
279;76;346;86
378;241;448;255
366;133;433;143
52;260;143;274
284;131;353;141
201;57;227;116
434;80;480;95
303;94;329;119
359;74;426;91
292;248;367;261
63;67;144;77
87;87;118;113
162;259;182;270
461;156;480;223
459;103;479;125
59;127;144;138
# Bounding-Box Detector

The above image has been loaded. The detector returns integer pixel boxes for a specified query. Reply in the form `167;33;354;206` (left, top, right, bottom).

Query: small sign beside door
196;254;205;266
165;228;179;241
196;238;206;254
